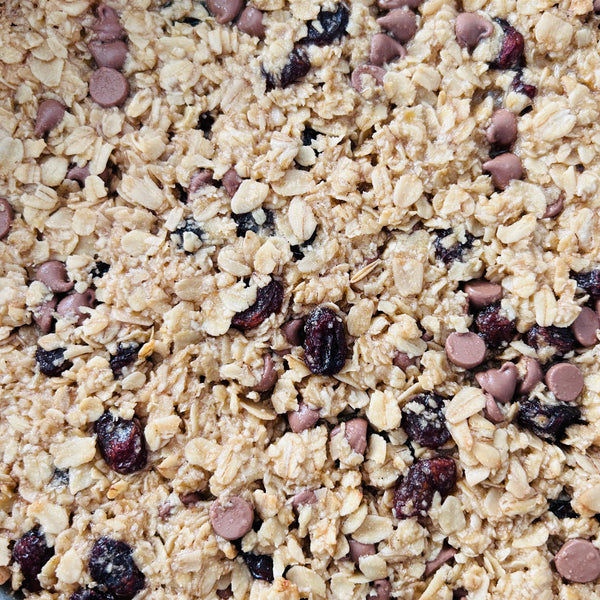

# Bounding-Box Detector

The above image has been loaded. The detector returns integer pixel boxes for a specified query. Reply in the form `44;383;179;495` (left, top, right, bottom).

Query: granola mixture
2;0;600;598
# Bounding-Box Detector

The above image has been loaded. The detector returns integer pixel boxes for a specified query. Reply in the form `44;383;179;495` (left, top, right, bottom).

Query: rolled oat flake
545;363;584;402
89;67;129;108
555;539;600;583
445;332;486;369
209;496;254;540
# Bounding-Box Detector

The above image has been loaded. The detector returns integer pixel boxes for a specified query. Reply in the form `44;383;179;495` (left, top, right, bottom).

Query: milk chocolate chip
209;496;254;540
56;290;95;326
518;356;543;394
207;0;244;24
33;298;57;334
554;539;600;583
464;280;502;309
377;0;422;8
369;580;391;600
291;489;317;509
445;332;486;369
370;34;406;66
0;198;14;239
281;317;305;346
253;354;278;392
288;403;320;433
89;67;129;108
93;4;125;41
424;547;457;577
484;393;505;423
377;9;417;44
571;306;599;347
36;261;74;293
545;363;584;402
34;99;65;138
236;7;265;37
351;64;386;93
543;196;564;219
345;417;368;454
486;109;517;147
482;153;523;190
88;40;128;70
475;362;518;403
348;539;376;563
455;13;493;51
222;168;242;196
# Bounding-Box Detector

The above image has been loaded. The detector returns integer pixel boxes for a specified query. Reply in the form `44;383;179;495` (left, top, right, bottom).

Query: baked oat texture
2;0;600;598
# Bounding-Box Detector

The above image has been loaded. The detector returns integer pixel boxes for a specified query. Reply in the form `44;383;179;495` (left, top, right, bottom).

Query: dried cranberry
433;229;475;264
573;270;600;298
91;261;110;278
280;47;311;88
94;412;147;474
12;528;54;592
216;587;233;599
474;304;516;349
304;3;349;46
231;280;284;330
242;552;274;582
516;398;581;444
171;217;204;253
393;457;457;519
548;494;579;519
511;71;537;99
303;306;347;375
402;393;450;448
490;19;524;70
71;588;115;600
525;325;576;356
302;126;319;147
89;537;145;600
197;112;215;137
35;346;71;377
109;343;140;378
290;228;317;261
233;208;275;237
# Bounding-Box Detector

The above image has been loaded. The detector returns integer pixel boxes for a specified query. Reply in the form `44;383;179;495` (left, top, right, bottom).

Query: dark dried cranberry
393;457;457;519
302;126;319;147
180;16;201;26
94;412;147;474
216;587;233;599
573;269;600;298
433;229;475;264
262;65;277;91
490;19;524;70
516;398;581;444
110;343;140;378
35;346;71;377
71;588;115;600
52;468;69;487
474;304;516;349
511;71;536;99
91;261;110;278
12;528;54;592
304;3;349;46
89;537;145;600
402;393;451;448
303;306;347;375
548;495;579;519
172;217;203;253
242;552;274;582
174;182;188;204
233;209;275;237
525;325;576;356
290;228;317;261
231;280;284;330
196;111;215;137
280;47;311;88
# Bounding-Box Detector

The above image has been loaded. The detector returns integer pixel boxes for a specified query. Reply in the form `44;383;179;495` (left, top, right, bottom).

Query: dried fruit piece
393;457;457;519
474;304;516;349
516;398;581;443
231;280;284;330
401;392;450;448
35;346;71;377
433;229;475;264
70;588;114;600
525;325;576;357
94;411;147;474
280;47;311;88
89;537;145;600
233;209;275;237
573;270;600;298
242;552;274;582
171;217;204;253
549;494;579;519
490;19;525;70
303;306;347;375
109;343;140;378
304;3;349;46
197;112;215;137
12;528;54;592
511;71;537;99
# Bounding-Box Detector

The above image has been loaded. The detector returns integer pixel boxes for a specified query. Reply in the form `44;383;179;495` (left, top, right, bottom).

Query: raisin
91;261;110;278
516;398;581;444
172;217;203;253
402;393;451;448
196;111;215;137
174;182;188;204
12;528;54;592
109;343;139;378
52;468;69;487
548;495;579;519
216;587;233;599
94;411;147;474
89;537;145;600
280;47;311;88
490;19;524;70
35;346;71;377
393;457;457;519
302;126;319;147
242;552;274;582
511;71;537;99
233;209;275;237
231;279;284;330
71;588;115;600
433;229;475;264
304;3;349;46
474;304;516;349
525;325;576;357
290;228;317;261
573;270;600;298
303;306;347;375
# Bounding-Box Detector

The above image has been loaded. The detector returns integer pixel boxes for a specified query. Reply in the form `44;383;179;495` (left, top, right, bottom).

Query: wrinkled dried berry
89;537;145;600
71;588;115;600
511;71;537;99
525;325;576;357
433;229;475;264
172;217;203;253
402;393;451;448
280;47;311;88
51;468;69;487
35;346;71;377
233;209;275;237
242;552;274;582
304;3;349;46
490;19;524;70
109;343;139;378
474;304;516;349
180;16;201;26
197;111;215;137
91;261;110;278
12;528;54;592
573;270;600;298
231;280;284;330
393;457;457;519
302;126;319;147
303;306;347;375
517;398;581;444
549;495;579;519
290;228;317;261
94;412;147;474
